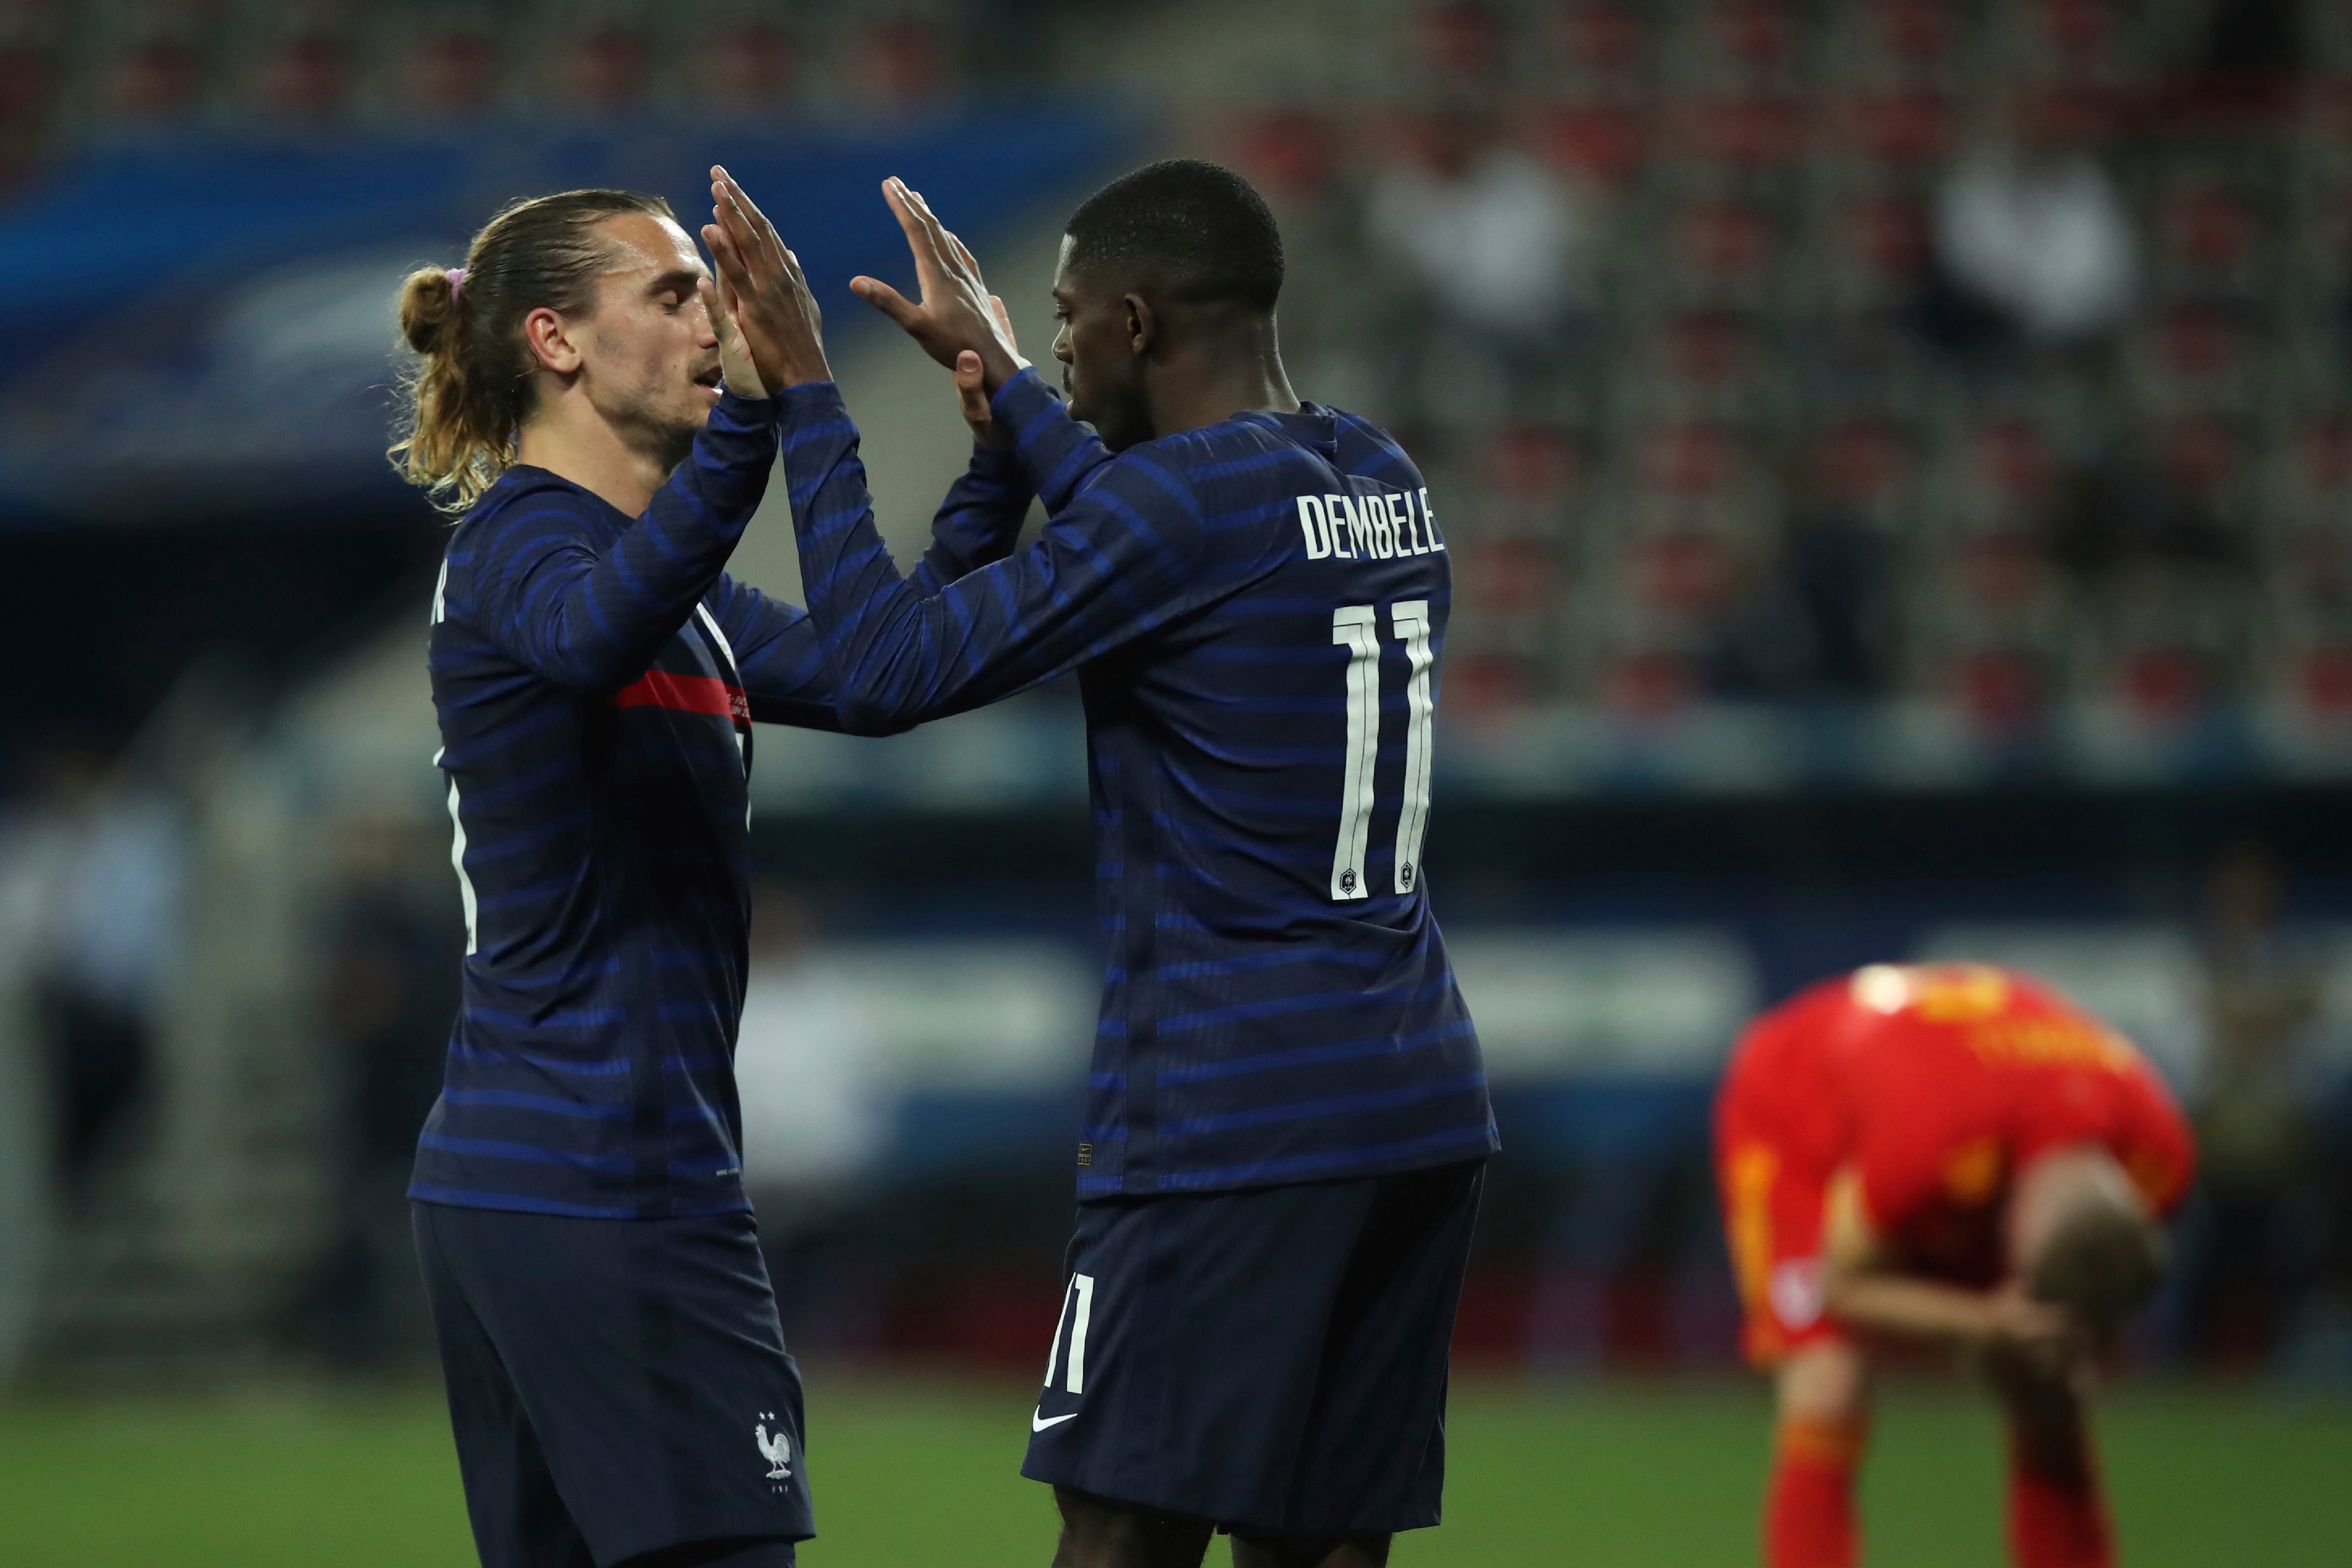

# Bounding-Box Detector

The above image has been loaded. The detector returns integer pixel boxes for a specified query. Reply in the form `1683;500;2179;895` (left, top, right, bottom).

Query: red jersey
1714;963;2196;1361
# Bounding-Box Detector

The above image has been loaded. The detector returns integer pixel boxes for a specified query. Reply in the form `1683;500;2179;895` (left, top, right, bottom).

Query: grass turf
2;1375;2345;1566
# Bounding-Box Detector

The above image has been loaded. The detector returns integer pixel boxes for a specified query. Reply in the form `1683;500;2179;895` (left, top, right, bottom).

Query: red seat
1231;112;1341;204
1868;0;1957;73
2164;187;2258;274
2161;416;2240;505
2296;647;2352;722
855;18;950;107
2120;648;2207;726
1682;200;1778;287
1683;93;1810;168
1632;531;1737;617
1642;423;1738;497
1530;105;1648;189
1604;650;1700;718
1956;650;2045;733
1711;0;1800;74
1461;539;1558;619
109;41;203;120
261;34;348;123
1839;195;1931;282
1553;1;1647;80
565;27;650;113
1812;419;1910;511
1487;426;1581;505
1835;90;1953;166
702;24;796;110
408;27;499;116
1418;0;1505;89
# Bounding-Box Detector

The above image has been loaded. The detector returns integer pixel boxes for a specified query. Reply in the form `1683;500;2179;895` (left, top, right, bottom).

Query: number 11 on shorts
1043;1272;1095;1395
1330;601;1434;902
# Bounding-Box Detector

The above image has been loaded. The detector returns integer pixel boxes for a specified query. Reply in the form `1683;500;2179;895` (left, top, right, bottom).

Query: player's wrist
977;341;1026;394
774;351;835;390
771;380;846;424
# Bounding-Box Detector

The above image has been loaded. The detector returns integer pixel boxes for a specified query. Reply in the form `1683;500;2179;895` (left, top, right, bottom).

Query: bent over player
393;186;1031;1568
702;162;1495;1568
1716;964;2196;1568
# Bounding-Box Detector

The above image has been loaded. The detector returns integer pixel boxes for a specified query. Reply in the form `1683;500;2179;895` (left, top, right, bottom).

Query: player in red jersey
1714;963;2196;1568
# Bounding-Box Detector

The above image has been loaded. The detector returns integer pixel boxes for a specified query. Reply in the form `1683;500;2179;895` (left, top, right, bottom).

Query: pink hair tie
446;267;465;302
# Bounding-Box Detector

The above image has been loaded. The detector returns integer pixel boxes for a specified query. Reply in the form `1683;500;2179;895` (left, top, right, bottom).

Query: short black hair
1063;159;1284;312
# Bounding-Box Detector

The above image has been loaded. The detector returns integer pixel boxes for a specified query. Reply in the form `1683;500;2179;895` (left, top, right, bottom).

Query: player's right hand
853;178;1028;394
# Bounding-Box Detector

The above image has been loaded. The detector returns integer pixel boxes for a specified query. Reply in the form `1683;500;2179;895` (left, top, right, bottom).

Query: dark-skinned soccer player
701;162;1495;1568
1717;963;2195;1568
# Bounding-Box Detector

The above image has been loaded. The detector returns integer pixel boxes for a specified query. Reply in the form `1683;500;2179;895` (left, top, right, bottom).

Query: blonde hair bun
397;265;458;356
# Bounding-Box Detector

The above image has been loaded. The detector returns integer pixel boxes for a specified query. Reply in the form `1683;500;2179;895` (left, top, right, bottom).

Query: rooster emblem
754;1414;792;1480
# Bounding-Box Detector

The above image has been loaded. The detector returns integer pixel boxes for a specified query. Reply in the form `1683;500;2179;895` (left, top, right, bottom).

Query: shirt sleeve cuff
713;387;789;427
989;367;1065;448
772;381;849;425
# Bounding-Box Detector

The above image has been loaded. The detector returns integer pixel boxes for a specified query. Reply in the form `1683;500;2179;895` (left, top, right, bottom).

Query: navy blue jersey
779;369;1495;1196
414;390;1031;1218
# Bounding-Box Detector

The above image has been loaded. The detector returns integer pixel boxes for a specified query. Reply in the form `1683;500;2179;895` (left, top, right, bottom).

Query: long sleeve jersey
412;390;1033;1218
780;368;1496;1196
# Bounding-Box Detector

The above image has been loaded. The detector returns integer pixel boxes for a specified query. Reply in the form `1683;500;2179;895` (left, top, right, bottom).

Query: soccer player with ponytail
396;181;1029;1568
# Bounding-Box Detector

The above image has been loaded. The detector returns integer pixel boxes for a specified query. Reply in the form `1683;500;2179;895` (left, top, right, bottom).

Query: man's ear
1123;293;1156;359
522;306;584;377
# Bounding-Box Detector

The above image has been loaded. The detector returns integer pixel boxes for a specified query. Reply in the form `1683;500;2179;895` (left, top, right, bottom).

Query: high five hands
703;169;1027;446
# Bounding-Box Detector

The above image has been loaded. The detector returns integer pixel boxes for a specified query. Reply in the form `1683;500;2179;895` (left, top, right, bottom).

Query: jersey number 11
1330;601;1434;902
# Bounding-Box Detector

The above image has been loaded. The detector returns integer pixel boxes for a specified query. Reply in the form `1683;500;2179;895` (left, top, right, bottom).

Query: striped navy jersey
412;390;1032;1219
779;368;1495;1197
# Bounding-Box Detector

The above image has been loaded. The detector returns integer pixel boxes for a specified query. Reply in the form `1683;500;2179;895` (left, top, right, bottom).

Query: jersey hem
408;1181;753;1221
1076;1121;1498;1201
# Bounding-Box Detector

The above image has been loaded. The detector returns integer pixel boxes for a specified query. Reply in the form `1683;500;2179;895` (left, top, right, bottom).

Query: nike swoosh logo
1032;1409;1077;1432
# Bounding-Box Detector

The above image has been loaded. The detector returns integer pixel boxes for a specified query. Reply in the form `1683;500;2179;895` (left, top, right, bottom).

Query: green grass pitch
3;1375;2345;1565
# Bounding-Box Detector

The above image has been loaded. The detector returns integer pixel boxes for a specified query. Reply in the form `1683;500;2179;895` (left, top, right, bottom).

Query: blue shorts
413;1202;813;1568
1021;1159;1485;1537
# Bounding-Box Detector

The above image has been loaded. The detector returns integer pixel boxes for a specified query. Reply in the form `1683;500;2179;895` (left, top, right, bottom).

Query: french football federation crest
755;1412;792;1480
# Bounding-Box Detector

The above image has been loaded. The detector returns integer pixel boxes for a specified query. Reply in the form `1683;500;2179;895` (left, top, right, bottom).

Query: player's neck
1147;322;1301;439
515;394;676;518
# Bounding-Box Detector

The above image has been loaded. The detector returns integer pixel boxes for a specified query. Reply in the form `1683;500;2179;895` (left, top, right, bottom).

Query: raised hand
701;165;832;392
851;178;1027;392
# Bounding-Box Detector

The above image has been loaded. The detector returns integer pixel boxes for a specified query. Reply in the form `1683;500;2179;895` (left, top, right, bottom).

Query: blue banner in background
0;107;1141;528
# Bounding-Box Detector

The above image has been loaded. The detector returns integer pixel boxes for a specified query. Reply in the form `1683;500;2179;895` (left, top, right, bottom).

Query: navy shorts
1021;1159;1485;1537
413;1202;813;1568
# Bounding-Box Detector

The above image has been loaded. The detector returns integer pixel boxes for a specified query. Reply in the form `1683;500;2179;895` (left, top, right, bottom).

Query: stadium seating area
1192;0;2351;748
7;1;2348;765
0;0;1008;182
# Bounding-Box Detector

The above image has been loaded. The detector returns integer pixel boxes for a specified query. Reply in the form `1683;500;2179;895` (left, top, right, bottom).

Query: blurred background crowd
1234;0;2352;765
3;0;2352;1410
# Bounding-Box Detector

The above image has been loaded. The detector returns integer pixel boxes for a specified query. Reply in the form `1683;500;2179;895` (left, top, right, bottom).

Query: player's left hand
702;166;833;391
852;178;1028;394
